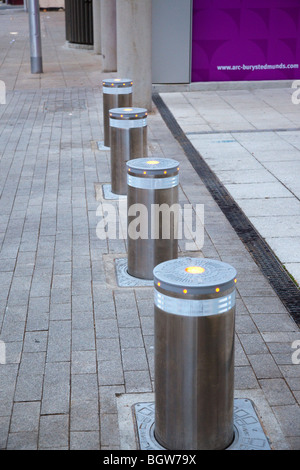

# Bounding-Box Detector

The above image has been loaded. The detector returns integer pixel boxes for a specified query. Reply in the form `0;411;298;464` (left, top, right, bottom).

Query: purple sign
192;0;300;82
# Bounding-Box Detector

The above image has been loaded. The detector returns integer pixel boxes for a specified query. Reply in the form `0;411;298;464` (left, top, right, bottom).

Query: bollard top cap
102;78;133;88
109;107;147;119
154;257;237;296
126;158;179;176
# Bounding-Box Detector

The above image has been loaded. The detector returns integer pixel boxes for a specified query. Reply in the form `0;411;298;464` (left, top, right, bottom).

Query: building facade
152;0;300;84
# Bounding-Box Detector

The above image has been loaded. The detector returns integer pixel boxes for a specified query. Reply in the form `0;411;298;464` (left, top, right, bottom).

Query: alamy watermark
96;201;204;251
0;80;6;105
0;340;6;365
292;340;300;365
291;80;300;105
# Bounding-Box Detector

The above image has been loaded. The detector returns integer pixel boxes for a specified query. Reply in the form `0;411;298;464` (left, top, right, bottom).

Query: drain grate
134;399;271;451
152;93;300;328
44;99;87;112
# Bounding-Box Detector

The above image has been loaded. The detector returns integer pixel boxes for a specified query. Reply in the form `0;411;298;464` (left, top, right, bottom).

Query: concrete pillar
100;0;117;72
116;0;152;111
93;0;101;54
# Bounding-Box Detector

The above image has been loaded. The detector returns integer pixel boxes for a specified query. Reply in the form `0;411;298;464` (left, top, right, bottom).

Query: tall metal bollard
102;79;133;147
126;158;179;280
28;0;43;74
153;257;237;450
110;108;148;195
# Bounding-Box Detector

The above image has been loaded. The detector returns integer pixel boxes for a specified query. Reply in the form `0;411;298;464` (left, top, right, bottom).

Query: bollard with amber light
153;257;237;450
126;158;179;280
102;78;133;148
110;108;148;196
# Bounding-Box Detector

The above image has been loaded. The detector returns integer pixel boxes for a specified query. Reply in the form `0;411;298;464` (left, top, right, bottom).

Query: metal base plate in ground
133;399;271;451
115;258;153;287
102;184;127;200
97;141;110;151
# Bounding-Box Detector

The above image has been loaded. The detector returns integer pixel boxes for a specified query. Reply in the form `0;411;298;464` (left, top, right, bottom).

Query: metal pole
28;0;43;74
24;0;28;12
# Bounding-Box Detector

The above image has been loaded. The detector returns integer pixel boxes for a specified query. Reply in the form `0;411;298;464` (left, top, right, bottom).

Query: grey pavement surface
0;9;299;451
160;88;300;287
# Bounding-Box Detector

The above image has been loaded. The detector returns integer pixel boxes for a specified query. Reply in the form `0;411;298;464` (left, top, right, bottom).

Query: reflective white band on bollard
110;117;147;129
155;290;236;316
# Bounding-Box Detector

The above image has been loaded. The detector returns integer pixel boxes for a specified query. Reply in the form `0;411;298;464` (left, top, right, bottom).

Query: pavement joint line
186;127;300;135
153;93;300;328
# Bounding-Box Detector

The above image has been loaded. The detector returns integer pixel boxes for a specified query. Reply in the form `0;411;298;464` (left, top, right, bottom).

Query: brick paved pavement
0;9;299;450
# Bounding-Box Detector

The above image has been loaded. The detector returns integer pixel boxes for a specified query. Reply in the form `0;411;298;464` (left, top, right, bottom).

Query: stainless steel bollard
126;158;179;280
153;257;237;450
102;79;133;147
110;108;148;195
